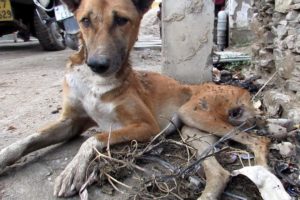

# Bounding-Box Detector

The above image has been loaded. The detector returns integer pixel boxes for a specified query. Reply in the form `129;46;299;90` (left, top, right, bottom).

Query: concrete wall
162;0;214;84
228;0;254;45
228;0;252;29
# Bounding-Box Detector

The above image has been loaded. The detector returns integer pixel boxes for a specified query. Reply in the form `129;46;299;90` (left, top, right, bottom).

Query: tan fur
0;0;270;198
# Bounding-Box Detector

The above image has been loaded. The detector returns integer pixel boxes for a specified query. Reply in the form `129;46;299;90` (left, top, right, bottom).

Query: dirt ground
0;8;162;199
0;37;161;200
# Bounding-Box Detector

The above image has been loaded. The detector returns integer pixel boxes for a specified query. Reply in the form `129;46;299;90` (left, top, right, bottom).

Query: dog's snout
87;56;110;74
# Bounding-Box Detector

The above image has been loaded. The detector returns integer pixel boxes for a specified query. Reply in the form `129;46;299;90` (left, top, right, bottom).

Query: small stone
291;46;300;54
275;53;295;79
267;118;295;131
294;55;300;62
273;12;285;24
277;25;288;39
285;35;296;49
253;100;262;109
259;49;268;57
279;20;288;26
290;3;300;10
263;90;294;116
288;28;297;35
251;43;261;57
286;10;299;21
267;123;288;139
7;126;17;131
275;0;292;13
51;110;59;114
286;107;300;124
260;59;274;68
295;37;300;48
263;31;274;44
289;21;298;28
286;80;300;92
270;142;296;157
275;38;288;50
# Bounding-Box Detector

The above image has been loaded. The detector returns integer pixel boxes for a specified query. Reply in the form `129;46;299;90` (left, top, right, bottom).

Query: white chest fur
65;64;122;131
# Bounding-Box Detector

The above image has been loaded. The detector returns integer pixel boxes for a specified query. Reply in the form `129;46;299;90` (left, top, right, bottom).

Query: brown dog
0;0;269;198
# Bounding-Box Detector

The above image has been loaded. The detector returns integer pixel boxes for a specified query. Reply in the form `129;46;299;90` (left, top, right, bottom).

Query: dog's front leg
0;117;91;174
54;122;158;197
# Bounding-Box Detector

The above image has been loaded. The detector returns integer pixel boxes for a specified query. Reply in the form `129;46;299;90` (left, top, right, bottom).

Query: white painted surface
228;0;252;29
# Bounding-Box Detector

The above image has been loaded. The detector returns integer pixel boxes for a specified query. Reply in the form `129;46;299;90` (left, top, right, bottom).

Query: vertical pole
162;0;214;84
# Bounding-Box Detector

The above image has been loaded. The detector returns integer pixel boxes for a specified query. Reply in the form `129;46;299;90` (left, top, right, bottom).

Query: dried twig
104;172;132;189
229;150;253;167
106;174;126;194
252;71;278;101
106;124;113;158
93;147;149;174
140;122;176;155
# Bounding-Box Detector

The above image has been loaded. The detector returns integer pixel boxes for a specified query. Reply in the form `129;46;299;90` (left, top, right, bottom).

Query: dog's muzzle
87;56;110;74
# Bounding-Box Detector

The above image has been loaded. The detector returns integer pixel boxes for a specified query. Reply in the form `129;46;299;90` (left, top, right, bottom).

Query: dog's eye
114;16;128;26
81;17;91;28
229;107;243;119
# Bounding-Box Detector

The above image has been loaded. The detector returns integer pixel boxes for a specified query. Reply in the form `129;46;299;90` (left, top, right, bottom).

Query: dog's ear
61;0;81;12
132;0;155;14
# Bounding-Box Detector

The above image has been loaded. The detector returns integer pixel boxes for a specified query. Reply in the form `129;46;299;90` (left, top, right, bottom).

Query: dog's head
62;0;154;76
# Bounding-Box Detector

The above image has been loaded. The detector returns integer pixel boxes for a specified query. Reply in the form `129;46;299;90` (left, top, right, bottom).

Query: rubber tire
33;9;66;51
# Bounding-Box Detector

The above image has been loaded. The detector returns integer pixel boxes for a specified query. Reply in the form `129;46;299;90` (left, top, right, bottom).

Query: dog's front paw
54;156;87;197
53;137;103;197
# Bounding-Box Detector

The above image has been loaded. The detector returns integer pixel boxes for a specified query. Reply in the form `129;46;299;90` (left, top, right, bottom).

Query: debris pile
79;107;300;200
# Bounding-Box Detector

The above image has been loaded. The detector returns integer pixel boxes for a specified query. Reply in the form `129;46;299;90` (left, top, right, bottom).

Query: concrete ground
0;40;161;200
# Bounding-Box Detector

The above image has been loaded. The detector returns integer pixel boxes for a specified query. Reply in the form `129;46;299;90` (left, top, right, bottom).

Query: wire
33;0;55;12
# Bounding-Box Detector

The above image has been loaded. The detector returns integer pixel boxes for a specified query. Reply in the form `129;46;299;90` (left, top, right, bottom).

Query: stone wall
251;0;300;123
251;0;275;76
273;0;300;93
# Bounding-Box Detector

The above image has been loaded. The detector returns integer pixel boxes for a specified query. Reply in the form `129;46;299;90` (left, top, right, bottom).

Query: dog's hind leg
0;117;93;174
182;126;230;200
178;101;270;167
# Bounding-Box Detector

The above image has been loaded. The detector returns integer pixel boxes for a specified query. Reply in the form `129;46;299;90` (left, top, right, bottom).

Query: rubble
267;123;288;139
251;0;300;129
270;142;296;157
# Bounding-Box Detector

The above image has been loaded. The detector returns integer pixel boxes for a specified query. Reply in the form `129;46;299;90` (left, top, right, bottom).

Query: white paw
54;156;87;197
53;137;103;197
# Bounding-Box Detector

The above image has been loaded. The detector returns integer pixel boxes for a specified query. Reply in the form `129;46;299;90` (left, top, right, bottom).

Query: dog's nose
87;56;110;74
